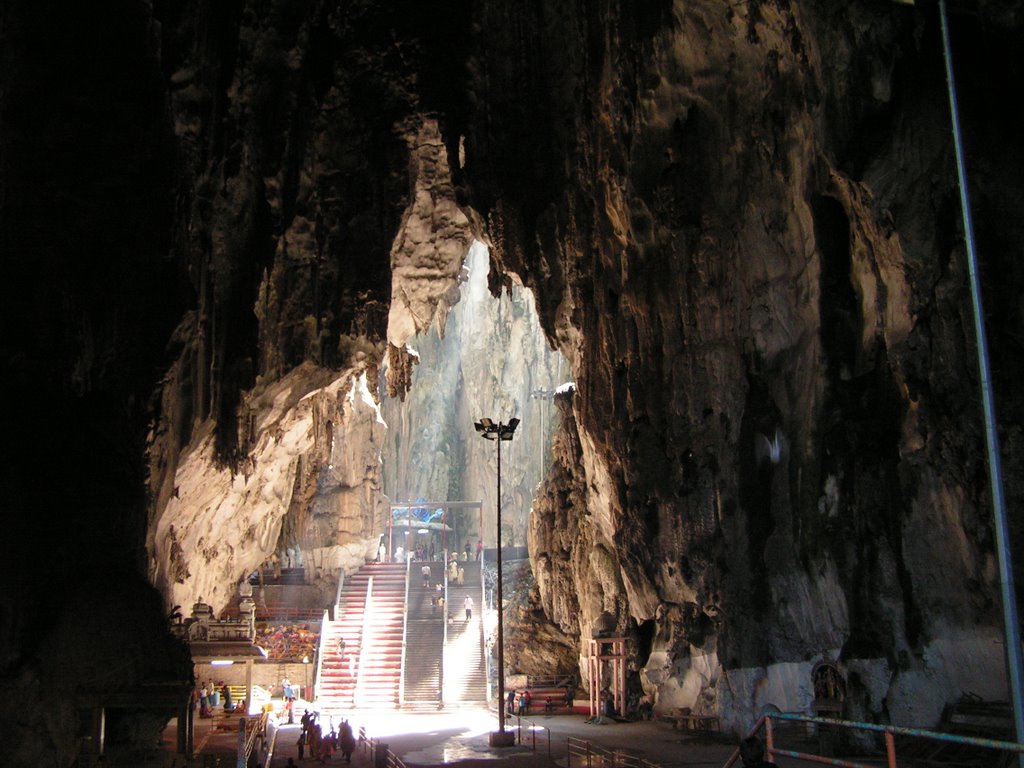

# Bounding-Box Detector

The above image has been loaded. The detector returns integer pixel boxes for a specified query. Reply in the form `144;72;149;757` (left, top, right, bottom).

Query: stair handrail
333;567;346;620
481;548;491;704
440;555;448;707
313;609;328;704
354;575;374;706
398;555;411;705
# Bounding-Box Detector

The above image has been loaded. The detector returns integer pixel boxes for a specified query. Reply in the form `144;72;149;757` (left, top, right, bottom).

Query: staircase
317;562;407;712
402;562;445;710
443;560;487;705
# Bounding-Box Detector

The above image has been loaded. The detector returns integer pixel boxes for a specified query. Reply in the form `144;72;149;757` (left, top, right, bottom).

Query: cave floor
171;703;754;768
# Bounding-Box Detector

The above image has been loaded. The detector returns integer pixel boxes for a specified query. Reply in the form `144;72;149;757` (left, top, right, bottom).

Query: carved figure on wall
812;662;845;701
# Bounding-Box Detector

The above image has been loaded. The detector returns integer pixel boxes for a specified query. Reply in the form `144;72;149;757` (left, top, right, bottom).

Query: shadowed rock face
2;0;1022;760
476;2;1024;727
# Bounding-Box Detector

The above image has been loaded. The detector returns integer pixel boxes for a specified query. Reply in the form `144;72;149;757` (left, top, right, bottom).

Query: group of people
195;681;244;718
446;557;465;585
292;710;356;764
390;542;439;562
376;535;483;566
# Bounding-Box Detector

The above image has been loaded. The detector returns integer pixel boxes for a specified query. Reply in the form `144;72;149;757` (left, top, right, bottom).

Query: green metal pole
938;1;1024;759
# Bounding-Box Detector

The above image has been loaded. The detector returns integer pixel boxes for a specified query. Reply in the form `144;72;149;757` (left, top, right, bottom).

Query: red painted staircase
316;562;407;712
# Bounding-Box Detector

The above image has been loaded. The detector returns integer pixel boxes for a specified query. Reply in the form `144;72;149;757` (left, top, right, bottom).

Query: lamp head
475;417;518;440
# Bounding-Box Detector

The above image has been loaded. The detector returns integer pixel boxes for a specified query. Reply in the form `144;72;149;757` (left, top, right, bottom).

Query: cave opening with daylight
380;240;568;561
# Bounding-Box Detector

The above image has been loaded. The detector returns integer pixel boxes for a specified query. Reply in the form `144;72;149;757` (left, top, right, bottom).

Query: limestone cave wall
472;0;1024;728
2;0;1023;763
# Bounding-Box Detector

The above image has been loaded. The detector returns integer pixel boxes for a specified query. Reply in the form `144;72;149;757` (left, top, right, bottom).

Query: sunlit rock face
381;242;565;548
146;5;474;616
470;2;1023;727
149;364;386;614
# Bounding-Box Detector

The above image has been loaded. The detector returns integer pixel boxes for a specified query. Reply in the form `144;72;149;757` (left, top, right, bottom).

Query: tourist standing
464;595;474;621
339;719;356;764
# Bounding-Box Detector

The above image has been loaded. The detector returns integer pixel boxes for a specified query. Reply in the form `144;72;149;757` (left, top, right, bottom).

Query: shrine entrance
388;500;481;560
587;636;627;719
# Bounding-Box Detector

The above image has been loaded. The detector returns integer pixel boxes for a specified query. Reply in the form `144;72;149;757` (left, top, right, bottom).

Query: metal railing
398;553;411;705
361;734;408;768
260;713;280;768
312;609;328;702
567;736;662;768
253;605;324;622
480;547;492;705
723;711;1024;768
510;714;552;757
241;712;269;766
354;576;374;706
440;551;449;706
528;674;577;689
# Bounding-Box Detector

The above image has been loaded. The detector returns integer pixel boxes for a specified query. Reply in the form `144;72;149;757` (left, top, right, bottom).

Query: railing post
884;730;897;768
765;715;775;760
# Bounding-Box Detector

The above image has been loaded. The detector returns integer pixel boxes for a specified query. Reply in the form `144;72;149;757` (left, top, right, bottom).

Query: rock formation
487;1;1024;729
2;0;1023;762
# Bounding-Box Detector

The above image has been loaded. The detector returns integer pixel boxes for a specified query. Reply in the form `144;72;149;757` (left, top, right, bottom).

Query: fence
723;711;1024;768
360;728;409;768
567;736;662;768
511;714;552;757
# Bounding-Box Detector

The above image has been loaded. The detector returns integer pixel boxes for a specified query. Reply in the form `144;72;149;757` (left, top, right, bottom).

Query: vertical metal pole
765;716;775;758
245;659;253;715
885;730;897;768
939;2;1024;758
98;707;106;757
496;434;506;734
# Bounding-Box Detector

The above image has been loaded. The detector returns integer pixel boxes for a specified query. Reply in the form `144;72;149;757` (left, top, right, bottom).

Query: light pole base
489;731;515;747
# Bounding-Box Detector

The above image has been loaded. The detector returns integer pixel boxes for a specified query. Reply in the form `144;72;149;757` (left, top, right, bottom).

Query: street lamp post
475;417;519;747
